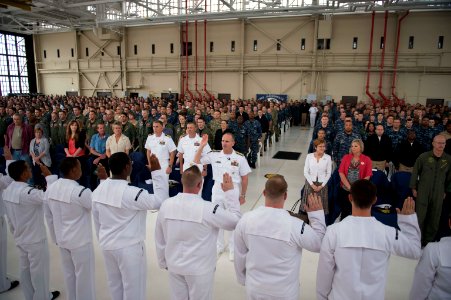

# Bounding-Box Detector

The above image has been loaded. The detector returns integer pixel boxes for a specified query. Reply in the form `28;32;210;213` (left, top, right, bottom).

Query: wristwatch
240;194;246;198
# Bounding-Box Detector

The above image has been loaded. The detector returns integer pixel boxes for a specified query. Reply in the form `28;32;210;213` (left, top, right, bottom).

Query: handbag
288;198;309;224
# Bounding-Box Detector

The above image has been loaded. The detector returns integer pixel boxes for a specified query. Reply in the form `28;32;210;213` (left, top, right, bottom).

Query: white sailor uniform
316;215;421;300
409;236;451;300
200;150;251;252
234;207;326;300
92;169;168;300
0;172;13;293
45;178;96;300
155;189;241;300
177;134;211;172
3;175;58;300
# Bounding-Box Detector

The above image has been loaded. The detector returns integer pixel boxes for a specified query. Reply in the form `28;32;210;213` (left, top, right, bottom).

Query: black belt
11;148;22;151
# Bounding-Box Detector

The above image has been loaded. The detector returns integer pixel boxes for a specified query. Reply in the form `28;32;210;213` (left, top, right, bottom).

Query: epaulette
166;134;171;138
180;134;186;138
236;151;244;156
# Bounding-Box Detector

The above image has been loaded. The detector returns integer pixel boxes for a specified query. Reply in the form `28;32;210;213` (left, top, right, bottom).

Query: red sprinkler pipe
378;10;390;107
194;20;202;99
391;10;409;104
203;0;214;100
185;0;194;100
366;11;377;105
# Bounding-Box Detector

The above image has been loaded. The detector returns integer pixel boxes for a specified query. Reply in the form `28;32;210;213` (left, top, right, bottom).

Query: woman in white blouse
301;139;332;214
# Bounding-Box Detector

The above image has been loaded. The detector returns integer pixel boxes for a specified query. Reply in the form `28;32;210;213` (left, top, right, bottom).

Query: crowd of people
0;93;450;300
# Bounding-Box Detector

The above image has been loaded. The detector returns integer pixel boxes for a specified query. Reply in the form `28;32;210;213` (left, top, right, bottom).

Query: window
325;39;331;50
101;51;104;56
276;39;281;51
231;41;235;52
0;33;29;94
317;39;324;50
57;49;60;58
85;47;89;57
253;40;257;51
210;41;214;53
170;43;174;54
134;45;137;55
408;36;414;49
117;45;121;56
380;37;385;49
438;36;444;49
301;38;305;50
151;44;155;54
181;42;192;56
71;48;74;57
43;50;47;59
352;37;358;49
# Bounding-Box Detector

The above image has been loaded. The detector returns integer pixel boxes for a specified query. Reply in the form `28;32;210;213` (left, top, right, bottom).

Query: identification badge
194;142;200;146
215;161;221;164
159;140;166;145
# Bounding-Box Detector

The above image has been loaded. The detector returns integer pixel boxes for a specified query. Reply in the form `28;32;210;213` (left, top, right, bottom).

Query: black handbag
288;198;309;224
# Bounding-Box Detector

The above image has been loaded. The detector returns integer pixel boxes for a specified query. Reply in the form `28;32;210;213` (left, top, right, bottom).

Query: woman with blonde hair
302;139;332;214
338;139;372;220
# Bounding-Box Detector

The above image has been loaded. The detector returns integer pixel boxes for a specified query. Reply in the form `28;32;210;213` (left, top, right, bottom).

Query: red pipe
181;24;184;99
194;20;202;99
391;10;409;105
378;10;390;107
366;11;377;105
203;0;214;100
184;0;194;100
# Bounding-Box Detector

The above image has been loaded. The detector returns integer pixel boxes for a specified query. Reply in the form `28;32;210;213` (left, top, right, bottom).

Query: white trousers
102;241;146;300
212;182;240;251
0;215;11;292
17;239;50;300
59;243;96;300
168;271;215;300
310;115;317;127
247;289;299;300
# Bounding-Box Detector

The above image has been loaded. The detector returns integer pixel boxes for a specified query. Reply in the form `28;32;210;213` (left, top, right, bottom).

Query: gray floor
1;126;417;300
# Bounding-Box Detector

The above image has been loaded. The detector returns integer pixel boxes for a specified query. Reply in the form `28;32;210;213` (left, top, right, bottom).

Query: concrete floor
1;125;418;300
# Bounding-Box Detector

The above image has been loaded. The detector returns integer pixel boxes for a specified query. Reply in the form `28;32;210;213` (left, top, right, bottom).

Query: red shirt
338;153;373;187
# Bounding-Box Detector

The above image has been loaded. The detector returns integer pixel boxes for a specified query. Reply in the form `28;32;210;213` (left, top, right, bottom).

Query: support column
239;19;245;99
74;31;80;95
32;34;41;93
121;28;128;97
310;15;319;95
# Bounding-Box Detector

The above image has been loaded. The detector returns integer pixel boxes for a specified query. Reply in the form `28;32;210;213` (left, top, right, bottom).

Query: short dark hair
264;175;288;200
8;160;28;181
109;152;130;176
153;120;163;126
350;179;376;209
59;157;80;177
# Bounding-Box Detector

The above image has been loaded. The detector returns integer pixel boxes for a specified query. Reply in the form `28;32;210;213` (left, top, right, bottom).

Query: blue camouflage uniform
416;126;436;151
244;119;262;165
386;127;407;151
333;131;362;165
233;124;248;155
312;124;335;143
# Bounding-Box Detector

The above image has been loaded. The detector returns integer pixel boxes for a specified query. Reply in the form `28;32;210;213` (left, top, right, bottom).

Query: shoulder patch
78;187;89;197
135;189;144;201
27;187;36;194
212;204;220;214
166;134;171;138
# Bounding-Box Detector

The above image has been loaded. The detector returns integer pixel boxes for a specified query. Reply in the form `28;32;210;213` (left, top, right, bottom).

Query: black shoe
7;280;19;291
250;162;256;169
51;291;60;299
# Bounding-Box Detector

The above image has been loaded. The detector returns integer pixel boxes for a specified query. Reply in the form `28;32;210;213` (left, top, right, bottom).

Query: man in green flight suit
410;134;451;246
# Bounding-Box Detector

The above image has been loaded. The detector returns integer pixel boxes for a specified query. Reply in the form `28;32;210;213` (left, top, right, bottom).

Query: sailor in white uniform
316;180;422;300
194;133;250;260
0;157;19;294
3;160;60;300
145;120;176;198
45;158;106;300
409;213;451;300
234;175;326;300
155;168;241;300
92;152;169;300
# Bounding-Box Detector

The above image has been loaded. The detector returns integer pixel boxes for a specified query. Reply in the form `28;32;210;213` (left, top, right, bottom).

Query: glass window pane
6;35;16;56
17;37;26;56
0;76;10;95
8;56;18;76
0;42;5;55
18;57;27;75
0;55;7;75
10;76;20;93
21;77;29;93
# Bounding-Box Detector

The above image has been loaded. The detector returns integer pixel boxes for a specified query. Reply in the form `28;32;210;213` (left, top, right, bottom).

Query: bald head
432;134;446;154
264;175;288;207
